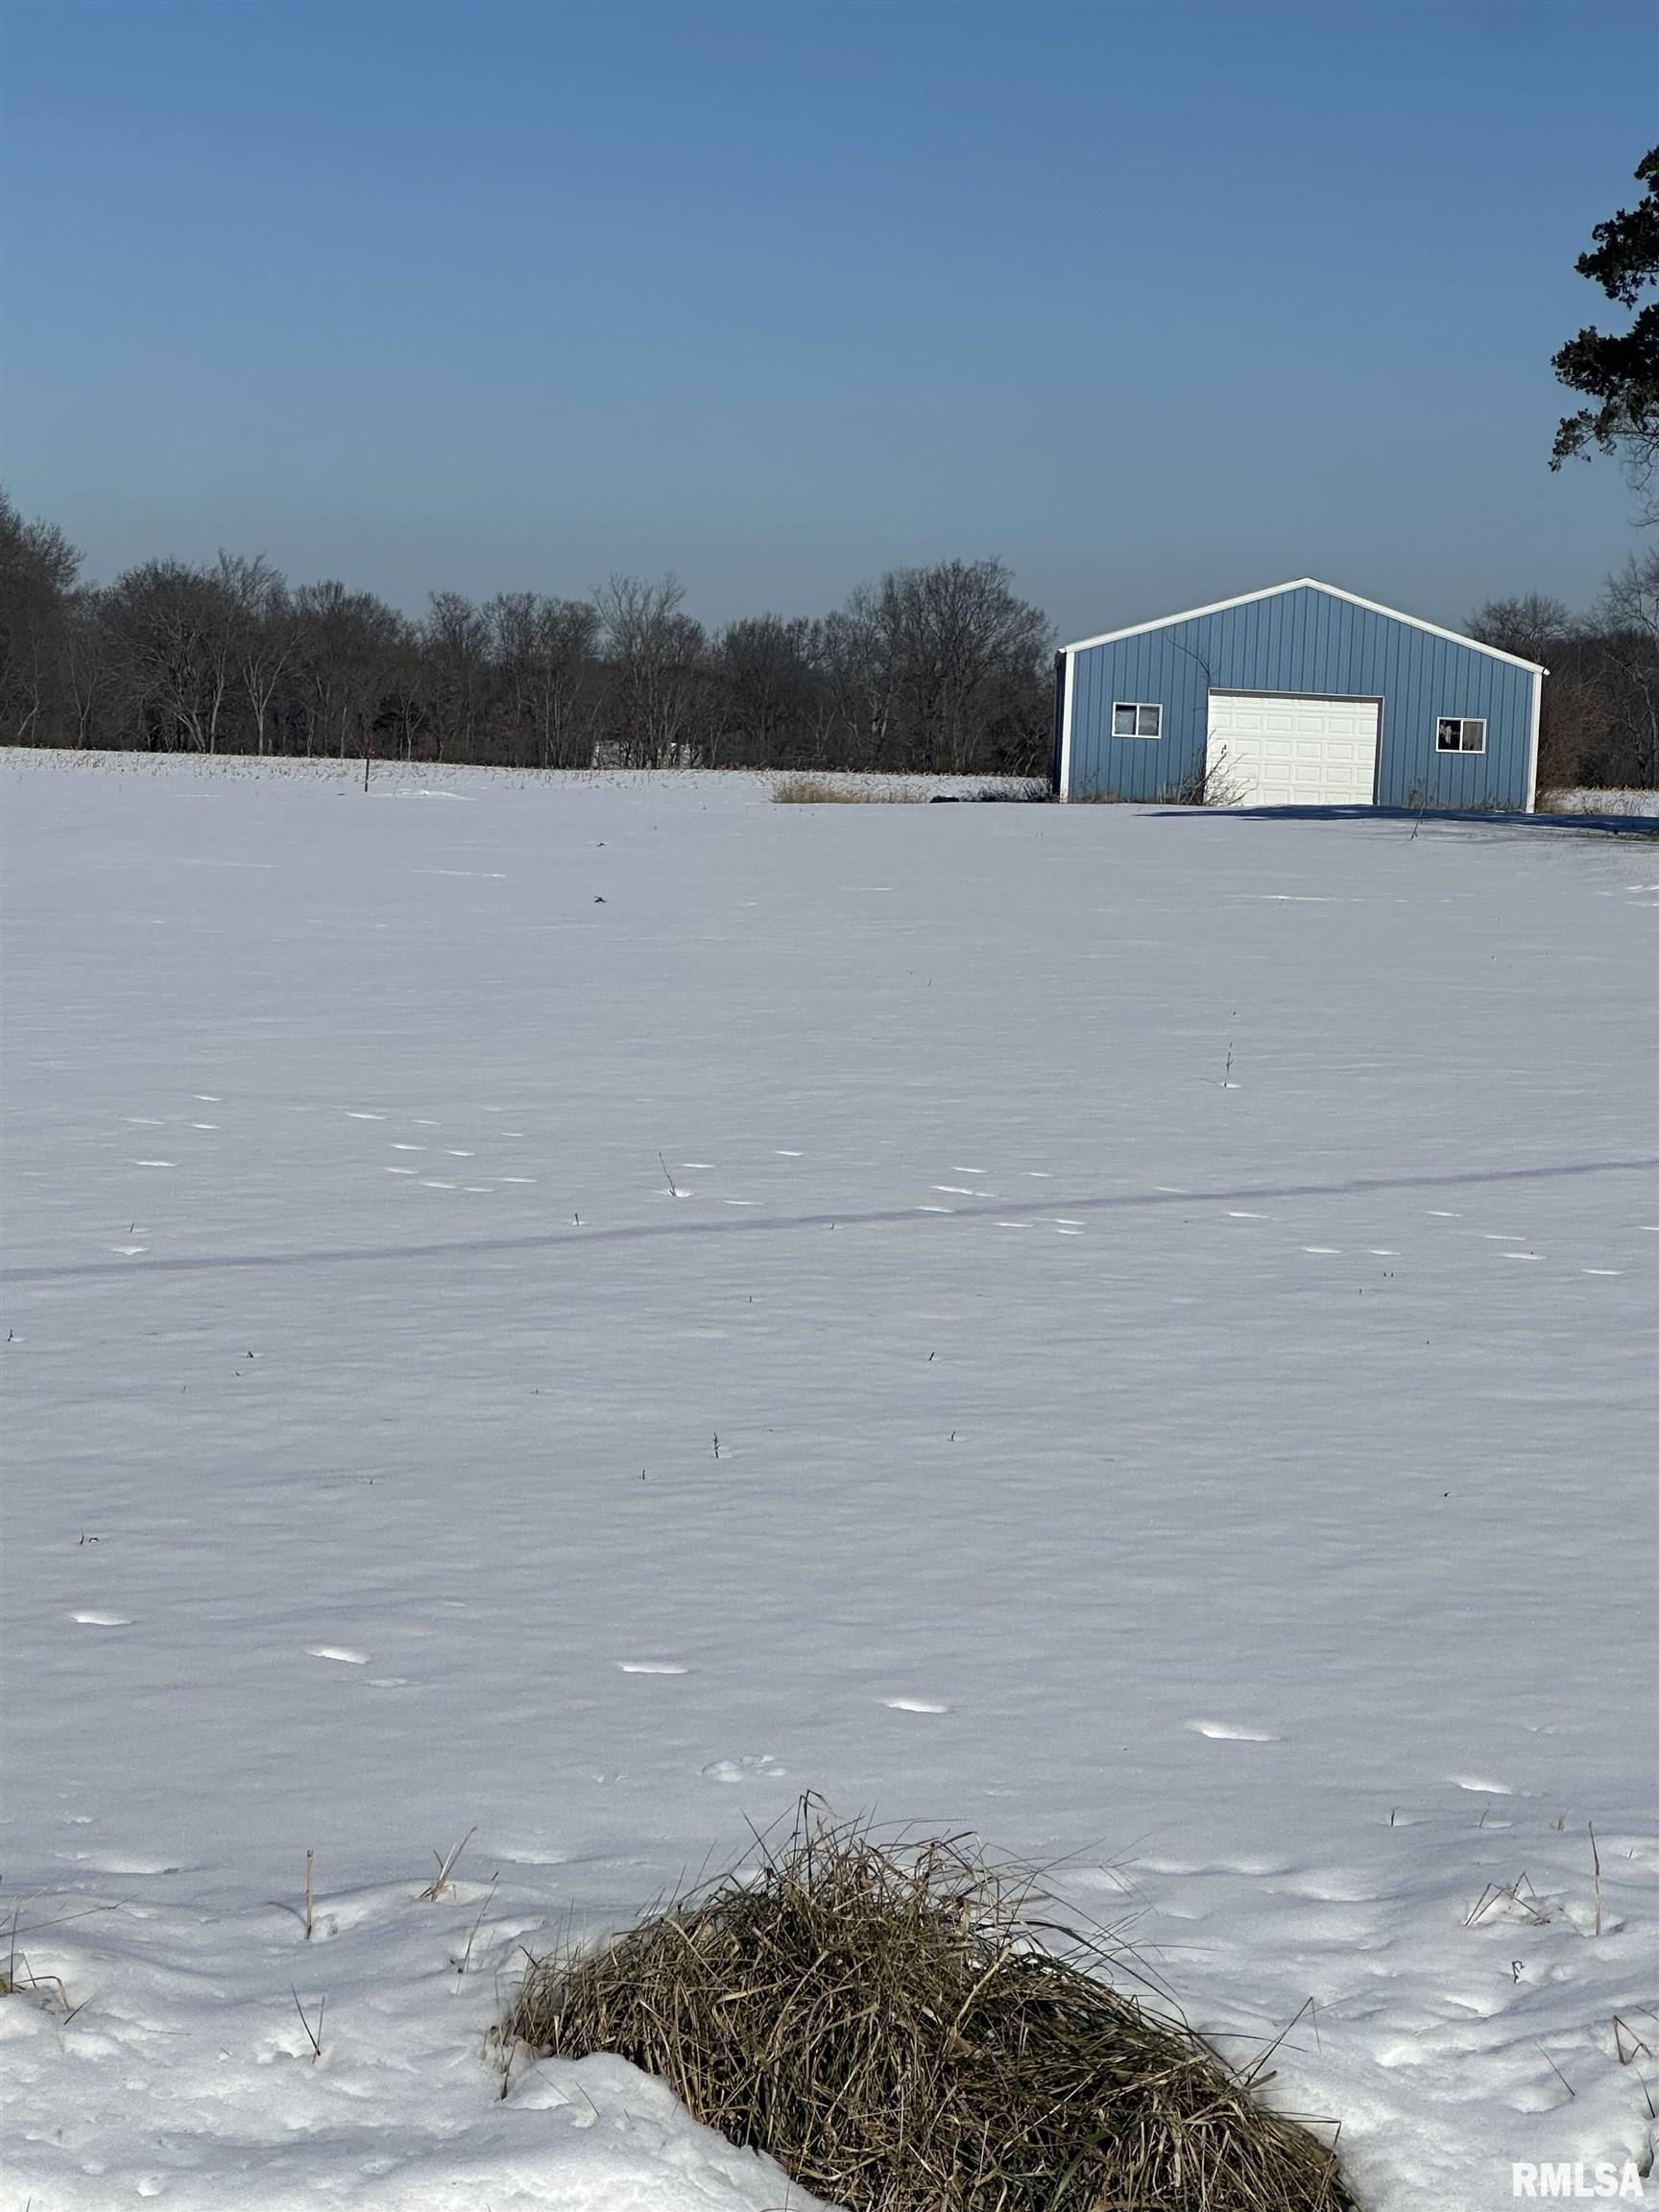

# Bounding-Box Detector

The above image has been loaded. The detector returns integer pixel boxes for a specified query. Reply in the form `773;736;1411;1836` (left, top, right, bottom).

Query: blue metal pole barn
1054;578;1546;812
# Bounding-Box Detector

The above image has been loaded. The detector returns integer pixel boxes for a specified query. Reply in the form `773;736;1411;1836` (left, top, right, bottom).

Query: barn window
1436;716;1486;754
1113;702;1162;739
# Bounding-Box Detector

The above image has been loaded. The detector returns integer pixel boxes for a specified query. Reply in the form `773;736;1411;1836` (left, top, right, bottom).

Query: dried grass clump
771;775;924;803
508;1807;1353;2212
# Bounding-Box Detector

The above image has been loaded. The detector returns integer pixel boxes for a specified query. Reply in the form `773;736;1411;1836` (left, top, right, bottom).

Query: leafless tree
821;594;897;769
1466;593;1571;664
1467;593;1585;791
1470;581;1649;792
486;591;600;768
593;573;708;766
64;588;117;748
877;558;1051;774
292;581;404;758
422;590;491;763
822;560;1050;773
713;614;825;767
0;491;80;743
101;559;243;751
1597;551;1659;785
215;553;296;757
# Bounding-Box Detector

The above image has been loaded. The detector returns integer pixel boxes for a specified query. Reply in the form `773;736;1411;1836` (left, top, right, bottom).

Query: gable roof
1060;577;1547;674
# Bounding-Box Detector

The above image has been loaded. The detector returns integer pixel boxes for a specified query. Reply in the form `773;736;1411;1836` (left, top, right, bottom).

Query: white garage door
1206;691;1381;807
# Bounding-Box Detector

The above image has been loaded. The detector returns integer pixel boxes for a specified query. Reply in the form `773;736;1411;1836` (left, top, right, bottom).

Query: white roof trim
1060;577;1547;674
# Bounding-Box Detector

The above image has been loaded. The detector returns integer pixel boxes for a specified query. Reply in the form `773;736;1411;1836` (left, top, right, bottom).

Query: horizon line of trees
1469;551;1659;791
0;493;1053;779
2;490;1656;788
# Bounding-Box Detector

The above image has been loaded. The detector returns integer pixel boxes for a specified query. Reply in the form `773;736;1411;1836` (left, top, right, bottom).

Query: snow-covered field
3;753;1655;2212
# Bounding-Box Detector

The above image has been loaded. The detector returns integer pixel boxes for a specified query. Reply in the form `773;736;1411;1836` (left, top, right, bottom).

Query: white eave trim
1060;577;1549;675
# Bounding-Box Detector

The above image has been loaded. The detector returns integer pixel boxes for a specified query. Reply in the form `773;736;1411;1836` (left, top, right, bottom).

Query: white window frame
1436;715;1486;754
1112;700;1163;740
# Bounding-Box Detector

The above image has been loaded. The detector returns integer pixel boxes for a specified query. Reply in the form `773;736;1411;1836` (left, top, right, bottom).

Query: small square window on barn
1436;716;1486;754
1113;702;1163;739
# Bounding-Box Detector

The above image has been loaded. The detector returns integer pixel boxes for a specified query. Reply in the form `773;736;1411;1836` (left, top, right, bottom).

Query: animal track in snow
308;1646;370;1665
71;1611;133;1627
78;1853;180;1876
883;1696;950;1714
702;1754;786;1783
1187;1719;1279;1742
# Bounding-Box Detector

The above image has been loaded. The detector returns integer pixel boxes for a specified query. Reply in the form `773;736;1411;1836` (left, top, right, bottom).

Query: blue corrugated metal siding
1062;585;1538;808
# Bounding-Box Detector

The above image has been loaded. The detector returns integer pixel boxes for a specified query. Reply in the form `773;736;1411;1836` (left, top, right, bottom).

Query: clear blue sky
2;0;1649;640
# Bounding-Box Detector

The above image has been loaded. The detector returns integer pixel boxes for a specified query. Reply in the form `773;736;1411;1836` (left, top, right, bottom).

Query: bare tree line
1468;551;1659;791
4;492;1655;787
0;494;1052;777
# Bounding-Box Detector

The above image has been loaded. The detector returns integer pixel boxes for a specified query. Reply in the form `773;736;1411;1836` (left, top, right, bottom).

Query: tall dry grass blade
419;1827;476;1903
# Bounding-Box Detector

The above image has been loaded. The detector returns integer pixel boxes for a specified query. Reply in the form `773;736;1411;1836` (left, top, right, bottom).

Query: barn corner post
1525;663;1544;814
1053;648;1073;800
